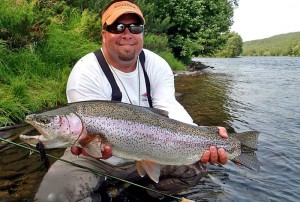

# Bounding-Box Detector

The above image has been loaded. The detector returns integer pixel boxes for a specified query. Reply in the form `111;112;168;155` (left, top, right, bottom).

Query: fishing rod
0;137;194;202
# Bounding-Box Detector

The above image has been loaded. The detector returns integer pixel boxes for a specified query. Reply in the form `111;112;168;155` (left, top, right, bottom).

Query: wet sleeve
146;162;207;198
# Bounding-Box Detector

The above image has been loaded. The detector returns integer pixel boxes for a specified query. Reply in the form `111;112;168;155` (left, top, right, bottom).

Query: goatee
118;50;136;61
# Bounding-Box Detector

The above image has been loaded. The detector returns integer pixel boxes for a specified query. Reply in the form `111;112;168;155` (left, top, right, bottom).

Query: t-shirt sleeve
66;53;111;103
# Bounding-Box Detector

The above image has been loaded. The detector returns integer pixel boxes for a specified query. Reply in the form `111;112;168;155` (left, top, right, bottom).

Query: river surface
175;56;300;202
1;56;299;201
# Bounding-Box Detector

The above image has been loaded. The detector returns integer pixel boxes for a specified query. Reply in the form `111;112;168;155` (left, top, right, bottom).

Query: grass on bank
0;0;186;127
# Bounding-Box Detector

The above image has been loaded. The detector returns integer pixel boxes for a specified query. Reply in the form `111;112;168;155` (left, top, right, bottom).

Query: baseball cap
102;1;145;27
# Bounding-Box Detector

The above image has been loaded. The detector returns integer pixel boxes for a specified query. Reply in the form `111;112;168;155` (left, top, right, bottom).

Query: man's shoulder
71;52;101;76
80;52;98;62
74;52;99;67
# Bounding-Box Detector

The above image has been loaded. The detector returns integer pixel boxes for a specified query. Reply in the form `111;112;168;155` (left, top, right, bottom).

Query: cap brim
106;11;144;26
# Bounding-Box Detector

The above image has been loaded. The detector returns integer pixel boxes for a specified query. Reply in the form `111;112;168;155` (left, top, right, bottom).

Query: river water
174;56;300;202
0;56;299;201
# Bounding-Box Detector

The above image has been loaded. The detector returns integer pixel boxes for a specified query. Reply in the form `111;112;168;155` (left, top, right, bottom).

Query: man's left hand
71;144;112;159
200;127;228;165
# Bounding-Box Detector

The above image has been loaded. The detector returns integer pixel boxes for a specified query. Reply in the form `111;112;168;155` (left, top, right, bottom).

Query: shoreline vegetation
0;0;299;127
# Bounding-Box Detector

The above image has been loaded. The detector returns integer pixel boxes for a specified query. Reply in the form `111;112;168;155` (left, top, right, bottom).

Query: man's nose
121;27;132;38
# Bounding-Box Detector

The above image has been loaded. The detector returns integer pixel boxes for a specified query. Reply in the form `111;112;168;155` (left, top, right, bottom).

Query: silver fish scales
20;100;260;183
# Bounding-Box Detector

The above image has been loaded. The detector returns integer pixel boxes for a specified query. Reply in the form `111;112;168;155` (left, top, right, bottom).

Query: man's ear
101;30;106;42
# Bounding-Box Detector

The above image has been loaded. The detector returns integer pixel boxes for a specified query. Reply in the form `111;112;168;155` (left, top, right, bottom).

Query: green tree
151;0;238;63
215;31;243;57
135;1;171;34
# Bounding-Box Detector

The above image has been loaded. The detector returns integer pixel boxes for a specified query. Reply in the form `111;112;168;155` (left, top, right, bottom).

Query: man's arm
144;51;228;165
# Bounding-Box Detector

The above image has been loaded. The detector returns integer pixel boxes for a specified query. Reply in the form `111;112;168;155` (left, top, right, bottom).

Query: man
35;1;228;201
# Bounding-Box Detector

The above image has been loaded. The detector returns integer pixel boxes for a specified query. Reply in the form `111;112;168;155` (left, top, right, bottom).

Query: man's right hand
70;145;112;159
200;126;228;165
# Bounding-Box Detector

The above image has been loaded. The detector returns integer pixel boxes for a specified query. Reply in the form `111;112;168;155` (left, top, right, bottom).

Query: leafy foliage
242;32;300;56
150;0;237;63
64;0;110;12
0;0;41;49
214;32;243;57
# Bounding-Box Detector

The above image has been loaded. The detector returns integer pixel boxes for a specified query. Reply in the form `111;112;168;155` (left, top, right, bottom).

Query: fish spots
25;101;248;167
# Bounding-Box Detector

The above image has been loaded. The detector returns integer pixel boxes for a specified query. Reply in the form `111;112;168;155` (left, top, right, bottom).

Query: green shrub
0;0;41;48
157;51;186;71
144;33;169;52
144;34;186;70
39;12;100;67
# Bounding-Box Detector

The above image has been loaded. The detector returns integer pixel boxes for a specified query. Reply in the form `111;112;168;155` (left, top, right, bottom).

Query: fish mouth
25;114;40;127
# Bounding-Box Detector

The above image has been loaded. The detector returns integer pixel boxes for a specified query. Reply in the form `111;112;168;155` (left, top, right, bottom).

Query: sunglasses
104;23;144;34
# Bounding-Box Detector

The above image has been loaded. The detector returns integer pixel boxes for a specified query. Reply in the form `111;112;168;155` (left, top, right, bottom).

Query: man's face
102;13;143;63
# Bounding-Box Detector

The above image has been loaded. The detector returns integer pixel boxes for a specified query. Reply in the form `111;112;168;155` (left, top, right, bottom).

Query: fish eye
38;116;51;124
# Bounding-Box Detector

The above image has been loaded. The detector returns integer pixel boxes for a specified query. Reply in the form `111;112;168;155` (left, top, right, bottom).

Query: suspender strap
94;49;122;101
139;51;153;108
93;49;153;107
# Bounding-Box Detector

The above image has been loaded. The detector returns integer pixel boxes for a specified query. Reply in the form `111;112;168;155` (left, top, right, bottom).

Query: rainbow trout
20;100;260;183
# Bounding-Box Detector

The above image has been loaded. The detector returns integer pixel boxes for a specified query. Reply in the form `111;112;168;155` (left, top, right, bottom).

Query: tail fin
233;131;259;150
232;151;260;171
231;131;260;171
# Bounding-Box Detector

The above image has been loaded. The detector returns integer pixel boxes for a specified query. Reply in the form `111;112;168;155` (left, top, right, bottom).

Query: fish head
25;112;83;145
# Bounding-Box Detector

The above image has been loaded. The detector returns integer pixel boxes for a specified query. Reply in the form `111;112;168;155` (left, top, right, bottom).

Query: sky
230;0;300;41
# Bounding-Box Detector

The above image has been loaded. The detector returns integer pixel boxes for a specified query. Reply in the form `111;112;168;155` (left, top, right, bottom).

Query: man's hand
71;145;112;159
200;127;228;165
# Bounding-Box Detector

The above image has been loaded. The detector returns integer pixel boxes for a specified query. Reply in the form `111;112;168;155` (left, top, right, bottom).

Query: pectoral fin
80;135;105;158
135;161;146;177
136;160;161;183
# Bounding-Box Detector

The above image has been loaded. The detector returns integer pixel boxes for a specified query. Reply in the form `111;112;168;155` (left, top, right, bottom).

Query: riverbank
174;61;214;76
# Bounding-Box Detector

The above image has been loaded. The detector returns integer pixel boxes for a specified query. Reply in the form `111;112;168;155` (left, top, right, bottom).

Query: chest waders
94;50;153;108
